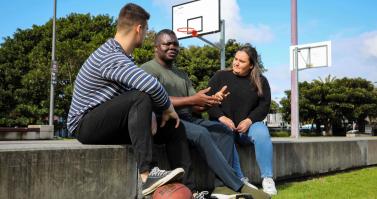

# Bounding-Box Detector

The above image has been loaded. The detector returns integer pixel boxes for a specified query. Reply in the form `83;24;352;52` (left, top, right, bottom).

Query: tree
0;12;267;131
270;100;280;114
133;31;156;65
176;45;220;90
332;78;377;132
0;13;115;127
176;39;265;91
280;76;377;136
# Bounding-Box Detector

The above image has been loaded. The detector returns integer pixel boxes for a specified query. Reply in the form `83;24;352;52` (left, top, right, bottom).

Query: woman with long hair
208;44;277;195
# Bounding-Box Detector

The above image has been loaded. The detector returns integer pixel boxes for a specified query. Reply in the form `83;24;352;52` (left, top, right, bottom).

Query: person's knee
116;90;152;104
129;90;153;111
250;122;270;140
221;125;234;136
172;122;188;139
207;121;234;136
189;127;211;145
133;90;152;105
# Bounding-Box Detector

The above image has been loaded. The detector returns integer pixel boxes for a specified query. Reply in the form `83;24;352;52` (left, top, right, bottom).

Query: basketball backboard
172;0;220;39
290;41;332;70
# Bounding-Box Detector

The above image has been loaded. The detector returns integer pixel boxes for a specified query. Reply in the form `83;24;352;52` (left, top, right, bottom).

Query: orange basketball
152;183;193;199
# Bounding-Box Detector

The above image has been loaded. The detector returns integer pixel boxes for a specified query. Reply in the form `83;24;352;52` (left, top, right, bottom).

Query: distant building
264;113;286;128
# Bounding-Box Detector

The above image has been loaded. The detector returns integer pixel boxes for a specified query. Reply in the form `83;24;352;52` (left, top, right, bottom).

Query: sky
1;0;377;101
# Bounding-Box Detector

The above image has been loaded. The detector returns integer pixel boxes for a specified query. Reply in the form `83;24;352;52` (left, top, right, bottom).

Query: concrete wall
0;141;137;199
1;137;377;199
240;137;377;184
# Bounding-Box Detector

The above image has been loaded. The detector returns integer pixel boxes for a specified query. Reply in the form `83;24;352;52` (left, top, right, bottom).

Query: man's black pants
76;90;193;189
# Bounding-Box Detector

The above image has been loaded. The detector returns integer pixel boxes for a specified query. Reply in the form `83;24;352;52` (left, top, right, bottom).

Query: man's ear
135;24;142;34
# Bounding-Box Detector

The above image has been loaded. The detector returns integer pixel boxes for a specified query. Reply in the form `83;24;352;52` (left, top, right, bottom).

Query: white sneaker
262;177;277;195
241;177;258;190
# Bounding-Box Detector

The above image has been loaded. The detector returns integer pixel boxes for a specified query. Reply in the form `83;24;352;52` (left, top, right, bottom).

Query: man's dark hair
117;3;150;33
154;29;177;45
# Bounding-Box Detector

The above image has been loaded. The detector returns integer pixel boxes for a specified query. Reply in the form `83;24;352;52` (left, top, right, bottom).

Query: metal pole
197;37;218;48
49;0;57;126
290;0;300;138
220;20;226;70
196;20;225;70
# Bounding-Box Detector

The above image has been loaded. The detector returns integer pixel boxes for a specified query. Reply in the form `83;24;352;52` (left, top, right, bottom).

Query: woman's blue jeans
233;122;273;178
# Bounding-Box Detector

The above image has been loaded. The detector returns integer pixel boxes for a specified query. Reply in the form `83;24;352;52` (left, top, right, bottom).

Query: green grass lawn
273;167;377;199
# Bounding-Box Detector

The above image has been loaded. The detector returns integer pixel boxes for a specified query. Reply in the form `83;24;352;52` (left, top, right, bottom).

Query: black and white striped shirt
67;38;171;133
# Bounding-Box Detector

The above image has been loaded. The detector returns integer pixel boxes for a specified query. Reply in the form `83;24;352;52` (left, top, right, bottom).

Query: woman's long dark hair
229;44;263;96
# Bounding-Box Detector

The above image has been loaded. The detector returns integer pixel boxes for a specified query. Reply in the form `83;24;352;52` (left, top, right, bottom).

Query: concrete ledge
1;137;377;199
0;140;137;199
239;137;377;184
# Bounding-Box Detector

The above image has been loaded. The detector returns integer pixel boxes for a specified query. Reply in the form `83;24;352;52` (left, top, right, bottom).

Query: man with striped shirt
67;3;190;196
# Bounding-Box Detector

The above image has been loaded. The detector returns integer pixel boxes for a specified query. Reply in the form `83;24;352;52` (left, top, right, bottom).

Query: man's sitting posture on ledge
141;29;270;199
67;3;189;196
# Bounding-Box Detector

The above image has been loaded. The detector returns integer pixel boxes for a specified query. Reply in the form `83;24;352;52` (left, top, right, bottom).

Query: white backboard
290;41;332;70
172;0;220;39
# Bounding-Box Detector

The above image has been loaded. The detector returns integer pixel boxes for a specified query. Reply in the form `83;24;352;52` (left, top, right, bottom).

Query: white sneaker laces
149;167;167;177
194;191;209;199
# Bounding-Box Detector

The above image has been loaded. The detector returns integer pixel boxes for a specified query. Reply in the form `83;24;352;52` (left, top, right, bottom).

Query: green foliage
133;31;156;65
176;45;221;90
280;76;377;135
4;12;375;138
270;100;280;113
0;13;261;128
175;39;264;91
270;130;290;137
0;13;115;127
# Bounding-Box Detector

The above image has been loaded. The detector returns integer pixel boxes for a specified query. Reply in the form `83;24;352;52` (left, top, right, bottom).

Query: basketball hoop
177;27;198;37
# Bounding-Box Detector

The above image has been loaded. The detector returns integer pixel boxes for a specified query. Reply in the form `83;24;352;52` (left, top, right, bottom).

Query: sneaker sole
142;168;184;196
244;183;258;190
211;193;253;199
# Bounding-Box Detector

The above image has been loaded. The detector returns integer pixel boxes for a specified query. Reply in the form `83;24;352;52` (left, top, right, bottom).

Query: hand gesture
236;118;252;133
160;104;180;128
218;116;236;131
192;87;221;107
213;85;230;102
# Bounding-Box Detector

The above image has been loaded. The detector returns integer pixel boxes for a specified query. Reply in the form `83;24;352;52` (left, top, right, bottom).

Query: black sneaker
141;167;185;196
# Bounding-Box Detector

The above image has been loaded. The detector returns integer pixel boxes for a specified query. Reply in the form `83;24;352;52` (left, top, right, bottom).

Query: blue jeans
232;122;273;178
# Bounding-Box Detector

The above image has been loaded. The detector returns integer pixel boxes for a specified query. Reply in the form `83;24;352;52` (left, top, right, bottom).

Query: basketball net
177;27;198;37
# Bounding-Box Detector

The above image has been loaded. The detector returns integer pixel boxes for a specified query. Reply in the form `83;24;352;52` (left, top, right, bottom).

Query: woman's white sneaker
262;177;277;195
